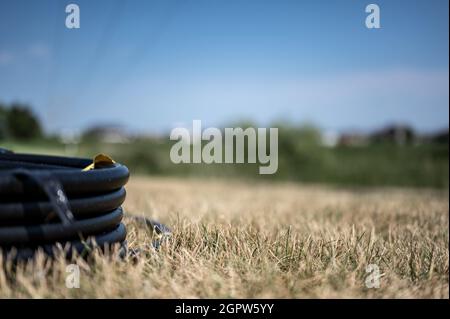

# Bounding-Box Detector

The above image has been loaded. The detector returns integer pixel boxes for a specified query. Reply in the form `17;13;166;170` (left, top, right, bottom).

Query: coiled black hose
0;150;129;261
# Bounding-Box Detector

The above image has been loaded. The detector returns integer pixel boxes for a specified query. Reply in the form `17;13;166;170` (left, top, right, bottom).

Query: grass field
0;176;448;298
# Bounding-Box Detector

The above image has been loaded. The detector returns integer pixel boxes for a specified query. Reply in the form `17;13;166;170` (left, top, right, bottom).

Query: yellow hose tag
82;153;116;171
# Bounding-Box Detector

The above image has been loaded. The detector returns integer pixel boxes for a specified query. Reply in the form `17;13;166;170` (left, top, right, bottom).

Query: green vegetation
1;104;447;188
0;103;43;140
107;141;449;189
2;132;448;189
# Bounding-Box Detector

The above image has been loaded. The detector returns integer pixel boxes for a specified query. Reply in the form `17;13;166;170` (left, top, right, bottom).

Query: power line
45;0;65;133
99;0;183;112
68;0;127;110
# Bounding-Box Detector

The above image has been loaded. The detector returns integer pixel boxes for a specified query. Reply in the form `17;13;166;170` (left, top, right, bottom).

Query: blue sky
0;0;448;134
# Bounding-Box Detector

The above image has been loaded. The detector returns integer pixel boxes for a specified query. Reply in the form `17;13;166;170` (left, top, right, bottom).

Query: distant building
370;125;416;145
338;132;369;147
321;130;339;147
429;129;449;144
83;124;129;143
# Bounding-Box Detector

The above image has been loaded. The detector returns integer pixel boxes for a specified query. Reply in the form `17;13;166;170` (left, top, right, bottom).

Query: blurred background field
1;102;448;189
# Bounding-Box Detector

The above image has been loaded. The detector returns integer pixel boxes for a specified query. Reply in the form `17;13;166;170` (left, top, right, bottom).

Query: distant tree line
0;103;43;140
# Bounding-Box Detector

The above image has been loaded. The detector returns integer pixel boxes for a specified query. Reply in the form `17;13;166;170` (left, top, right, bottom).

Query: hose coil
0;151;129;261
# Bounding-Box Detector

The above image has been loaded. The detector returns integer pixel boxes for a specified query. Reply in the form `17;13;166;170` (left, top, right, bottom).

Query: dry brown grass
1;176;448;298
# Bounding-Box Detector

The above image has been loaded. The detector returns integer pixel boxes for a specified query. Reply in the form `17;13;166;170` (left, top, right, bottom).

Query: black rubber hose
8;224;128;261
0;188;126;225
0;151;130;261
